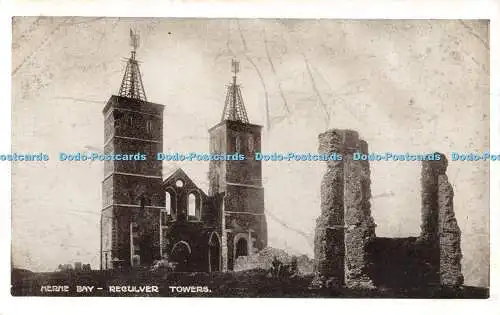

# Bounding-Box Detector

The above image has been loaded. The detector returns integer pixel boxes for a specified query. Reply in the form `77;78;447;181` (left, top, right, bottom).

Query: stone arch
172;240;192;255
208;232;221;272
233;233;249;260
171;241;192;272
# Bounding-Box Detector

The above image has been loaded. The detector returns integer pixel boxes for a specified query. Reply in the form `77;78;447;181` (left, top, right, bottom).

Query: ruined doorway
235;238;248;258
208;233;221;272
171;241;191;272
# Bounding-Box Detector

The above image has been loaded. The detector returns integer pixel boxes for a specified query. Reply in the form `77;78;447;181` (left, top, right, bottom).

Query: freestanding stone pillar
419;155;444;285
312;129;375;289
438;172;464;286
420;153;463;287
344;138;376;289
311;130;346;289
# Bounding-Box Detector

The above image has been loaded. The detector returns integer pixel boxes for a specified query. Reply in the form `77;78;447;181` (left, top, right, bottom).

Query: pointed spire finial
221;59;249;123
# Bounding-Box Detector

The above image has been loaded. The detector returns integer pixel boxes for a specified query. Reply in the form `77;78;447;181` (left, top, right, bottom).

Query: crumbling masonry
312;129;463;289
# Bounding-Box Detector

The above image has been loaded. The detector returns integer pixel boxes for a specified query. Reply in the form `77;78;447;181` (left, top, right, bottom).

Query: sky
11;17;489;287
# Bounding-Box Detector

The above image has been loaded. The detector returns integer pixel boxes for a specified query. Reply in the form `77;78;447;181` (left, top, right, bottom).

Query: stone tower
208;60;267;271
100;30;165;270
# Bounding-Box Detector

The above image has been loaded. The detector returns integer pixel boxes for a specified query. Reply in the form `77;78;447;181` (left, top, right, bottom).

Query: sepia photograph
9;16;490;298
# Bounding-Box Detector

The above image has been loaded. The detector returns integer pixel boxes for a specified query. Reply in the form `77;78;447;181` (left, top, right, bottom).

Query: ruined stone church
100;31;267;272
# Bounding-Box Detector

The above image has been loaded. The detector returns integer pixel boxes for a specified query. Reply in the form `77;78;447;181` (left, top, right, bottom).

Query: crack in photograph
10;17;489;298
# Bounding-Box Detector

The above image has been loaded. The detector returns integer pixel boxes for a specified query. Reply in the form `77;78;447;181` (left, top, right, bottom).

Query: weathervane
231;59;239;77
129;28;140;58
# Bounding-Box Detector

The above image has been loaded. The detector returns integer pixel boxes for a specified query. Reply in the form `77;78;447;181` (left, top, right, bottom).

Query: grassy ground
11;268;489;298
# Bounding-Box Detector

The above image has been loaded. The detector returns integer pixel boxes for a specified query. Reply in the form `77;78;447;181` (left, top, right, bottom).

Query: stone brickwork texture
420;154;447;286
313;132;464;290
438;173;464;286
208;119;266;271
344;136;376;289
100;96;165;270
312;129;375;289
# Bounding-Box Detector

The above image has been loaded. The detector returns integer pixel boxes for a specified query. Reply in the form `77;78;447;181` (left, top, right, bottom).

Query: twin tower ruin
312;129;464;289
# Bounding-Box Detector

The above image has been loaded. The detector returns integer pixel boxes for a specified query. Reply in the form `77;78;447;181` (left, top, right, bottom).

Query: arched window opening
162;191;173;226
186;191;201;221
113;112;123;129
235;238;248;258
255;136;261;150
248;135;254;154
209;233;221;272
235;135;241;153
188;193;197;218
127;116;133;127
211;139;216;153
166;192;172;215
165;189;177;220
146;120;152;133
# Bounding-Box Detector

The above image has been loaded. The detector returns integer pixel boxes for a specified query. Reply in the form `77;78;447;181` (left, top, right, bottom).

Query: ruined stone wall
312;129;375;289
135;207;162;266
419;154;463;287
418;157;443;285
438;173;464;286
312;130;346;288
344;138;376;289
312;133;464;290
419;154;455;286
162;222;216;272
368;153;463;288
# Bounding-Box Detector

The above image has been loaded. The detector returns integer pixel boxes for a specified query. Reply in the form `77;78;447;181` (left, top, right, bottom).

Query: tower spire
118;29;147;101
221;59;249;123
